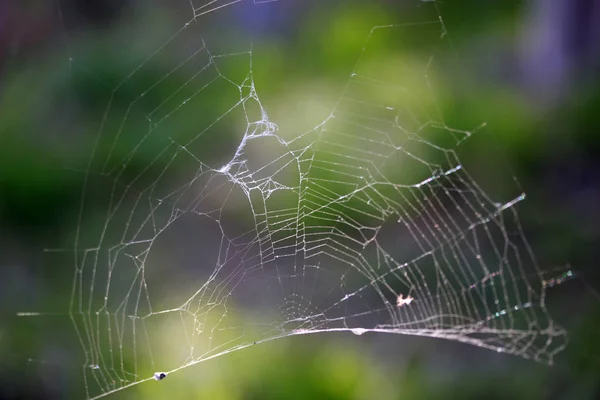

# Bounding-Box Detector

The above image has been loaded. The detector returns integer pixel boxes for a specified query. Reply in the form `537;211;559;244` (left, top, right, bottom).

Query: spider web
15;1;568;398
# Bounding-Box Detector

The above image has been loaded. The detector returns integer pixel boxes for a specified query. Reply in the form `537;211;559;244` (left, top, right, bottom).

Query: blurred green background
1;0;599;399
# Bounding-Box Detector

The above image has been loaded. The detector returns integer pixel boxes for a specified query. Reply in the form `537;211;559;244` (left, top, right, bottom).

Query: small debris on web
396;294;414;308
154;372;167;381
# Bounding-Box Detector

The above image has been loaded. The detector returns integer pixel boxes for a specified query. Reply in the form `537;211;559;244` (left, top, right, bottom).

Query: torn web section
296;19;566;363
55;16;282;398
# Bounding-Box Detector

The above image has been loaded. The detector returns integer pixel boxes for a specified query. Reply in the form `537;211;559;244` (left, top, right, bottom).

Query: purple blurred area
520;0;600;103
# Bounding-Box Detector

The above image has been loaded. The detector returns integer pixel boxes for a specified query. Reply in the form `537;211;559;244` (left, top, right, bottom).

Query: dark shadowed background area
1;0;600;399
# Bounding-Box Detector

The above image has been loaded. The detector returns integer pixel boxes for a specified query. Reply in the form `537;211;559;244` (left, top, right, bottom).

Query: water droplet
351;328;366;336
